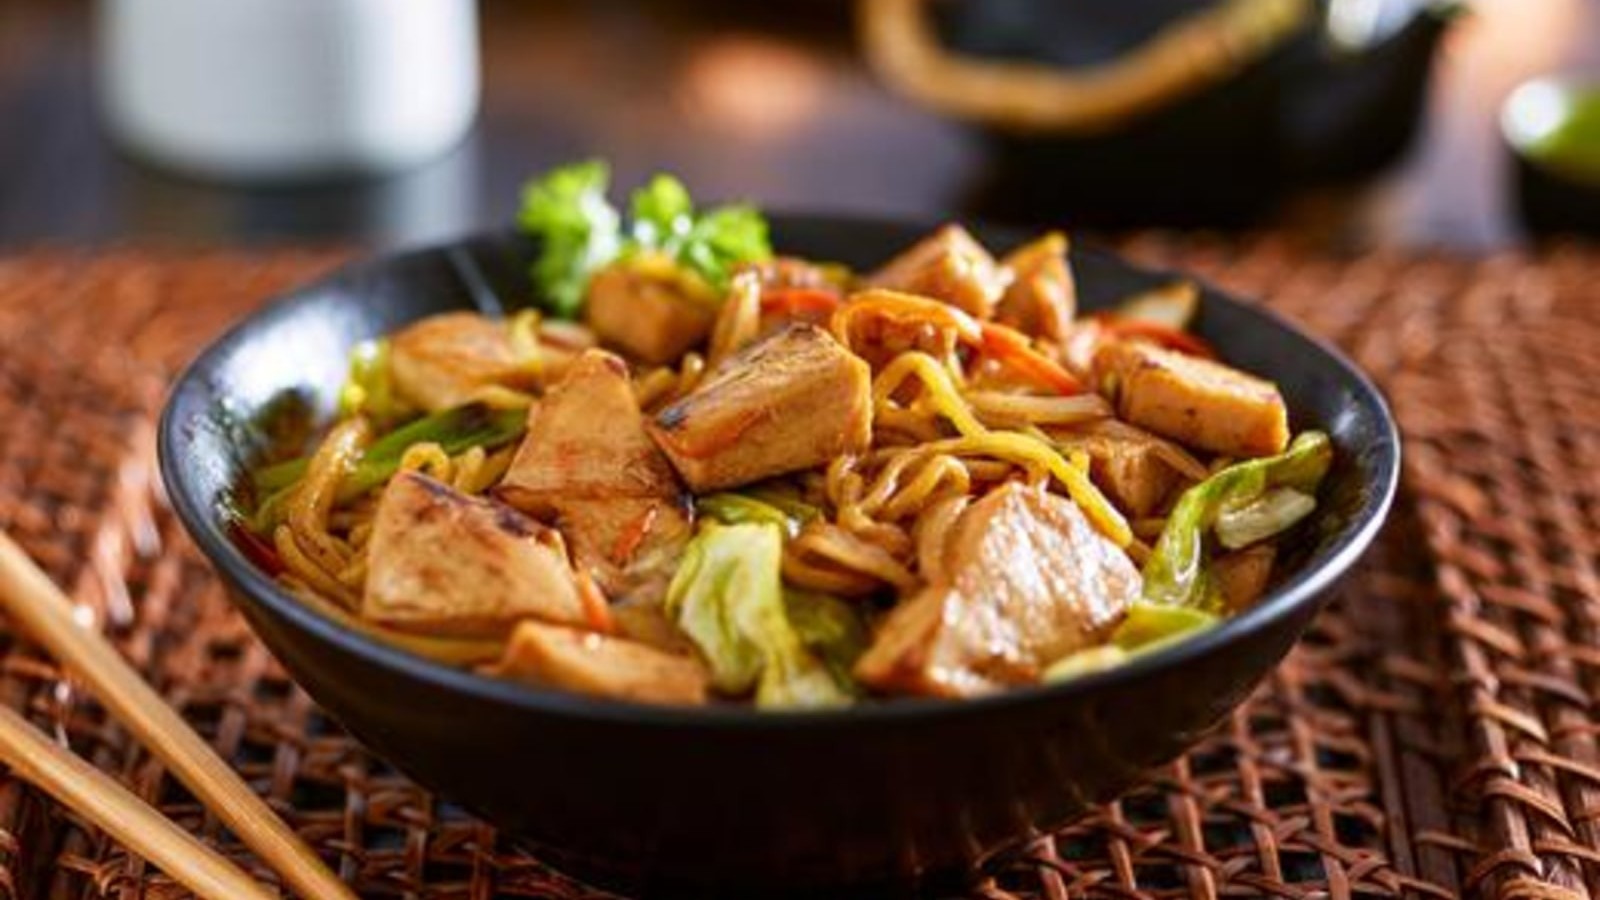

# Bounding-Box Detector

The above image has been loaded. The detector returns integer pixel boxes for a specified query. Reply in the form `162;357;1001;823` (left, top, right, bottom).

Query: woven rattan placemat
0;238;1594;899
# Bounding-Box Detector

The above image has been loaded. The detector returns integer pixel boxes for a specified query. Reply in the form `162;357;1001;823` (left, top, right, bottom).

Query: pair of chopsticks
0;533;357;900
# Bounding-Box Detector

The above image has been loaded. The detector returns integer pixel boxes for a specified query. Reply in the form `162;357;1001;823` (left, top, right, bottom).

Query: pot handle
857;0;1311;134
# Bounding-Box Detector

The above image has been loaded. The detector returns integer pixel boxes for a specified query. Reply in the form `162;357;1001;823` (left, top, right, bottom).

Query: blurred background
0;0;1596;251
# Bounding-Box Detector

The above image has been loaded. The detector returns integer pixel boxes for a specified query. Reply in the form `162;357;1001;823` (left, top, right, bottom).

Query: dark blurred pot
861;0;1457;225
1512;154;1600;235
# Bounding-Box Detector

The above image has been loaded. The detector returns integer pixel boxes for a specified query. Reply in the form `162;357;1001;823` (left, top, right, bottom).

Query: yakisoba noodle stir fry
238;161;1332;708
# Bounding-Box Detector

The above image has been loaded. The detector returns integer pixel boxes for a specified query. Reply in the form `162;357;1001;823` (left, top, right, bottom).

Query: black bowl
159;216;1399;898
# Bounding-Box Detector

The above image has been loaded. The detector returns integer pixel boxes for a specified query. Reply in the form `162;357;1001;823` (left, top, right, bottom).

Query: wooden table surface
1;0;1596;253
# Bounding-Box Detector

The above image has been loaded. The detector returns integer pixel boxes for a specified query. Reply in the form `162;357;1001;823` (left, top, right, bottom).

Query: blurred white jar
98;0;480;181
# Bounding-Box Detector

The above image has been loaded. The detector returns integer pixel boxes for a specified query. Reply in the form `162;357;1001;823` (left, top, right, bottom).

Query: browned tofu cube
494;620;709;705
1093;340;1289;458
648;324;873;492
855;483;1140;697
865;224;1006;319
1213;545;1276;611
364;472;585;637
388;312;537;412
498;350;691;602
1051;419;1199;519
610;599;701;656
995;232;1076;342
585;257;717;364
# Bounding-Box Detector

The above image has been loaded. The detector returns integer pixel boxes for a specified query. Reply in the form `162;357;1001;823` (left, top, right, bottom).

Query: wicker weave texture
0;240;1594;899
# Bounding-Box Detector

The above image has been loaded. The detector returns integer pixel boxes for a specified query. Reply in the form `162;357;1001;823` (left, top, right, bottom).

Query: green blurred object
1505;79;1600;185
1503;77;1600;233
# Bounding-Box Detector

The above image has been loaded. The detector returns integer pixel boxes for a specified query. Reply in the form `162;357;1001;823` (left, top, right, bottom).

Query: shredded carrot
978;322;1084;395
575;570;615;634
612;504;659;563
1094;316;1216;358
761;288;841;319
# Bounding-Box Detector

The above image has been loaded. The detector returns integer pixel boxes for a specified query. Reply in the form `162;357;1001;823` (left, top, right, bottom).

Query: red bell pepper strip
978;322;1084;395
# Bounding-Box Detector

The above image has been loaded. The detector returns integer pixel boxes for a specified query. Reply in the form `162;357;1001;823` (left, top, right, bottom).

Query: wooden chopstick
0;532;358;900
0;703;276;900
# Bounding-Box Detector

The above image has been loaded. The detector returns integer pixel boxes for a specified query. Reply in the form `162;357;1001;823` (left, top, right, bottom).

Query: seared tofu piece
498;350;691;602
649;324;873;492
611;598;701;657
389;312;536;412
1093;340;1289;458
585;257;717;364
501;350;681;502
865;224;1007;319
547;497;692;604
1052;419;1200;518
1213;545;1276;611
1060;319;1109;381
364;472;584;637
496;620;709;705
995;233;1075;342
856;483;1140;697
524;318;600;386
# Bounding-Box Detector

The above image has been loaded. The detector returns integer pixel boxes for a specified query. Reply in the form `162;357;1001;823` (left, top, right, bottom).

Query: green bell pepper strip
251;403;526;505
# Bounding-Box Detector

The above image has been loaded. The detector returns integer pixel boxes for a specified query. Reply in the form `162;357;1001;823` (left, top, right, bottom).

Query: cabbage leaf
1043;602;1218;683
696;491;818;537
517;160;623;319
783;589;869;695
1142;431;1333;610
664;522;852;709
